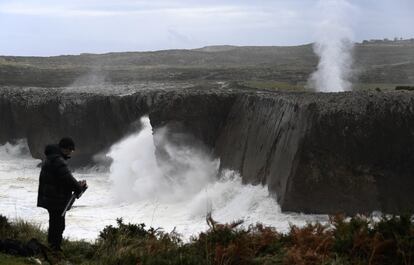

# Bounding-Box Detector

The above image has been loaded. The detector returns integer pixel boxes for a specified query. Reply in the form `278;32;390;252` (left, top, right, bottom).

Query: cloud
167;29;192;45
0;1;157;17
0;1;314;55
1;0;413;56
0;0;299;19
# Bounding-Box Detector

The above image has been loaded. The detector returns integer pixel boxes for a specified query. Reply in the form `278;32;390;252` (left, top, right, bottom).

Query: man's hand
76;180;88;199
78;180;88;195
79;180;88;188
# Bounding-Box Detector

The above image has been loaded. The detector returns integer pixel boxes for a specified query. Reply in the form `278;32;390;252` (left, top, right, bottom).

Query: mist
0;139;31;159
307;0;356;92
103;116;308;227
107;117;219;203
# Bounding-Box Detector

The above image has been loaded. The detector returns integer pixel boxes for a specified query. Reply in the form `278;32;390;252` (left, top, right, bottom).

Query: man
37;137;87;251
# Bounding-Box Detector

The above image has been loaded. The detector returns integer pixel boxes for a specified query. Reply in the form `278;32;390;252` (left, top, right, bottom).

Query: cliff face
1;84;414;214
0;87;148;165
0;84;235;166
147;88;236;150
295;92;414;214
215;91;414;214
215;93;314;207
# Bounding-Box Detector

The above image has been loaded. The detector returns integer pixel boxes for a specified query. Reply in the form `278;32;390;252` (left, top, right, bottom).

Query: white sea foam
0;124;326;241
0;139;32;159
107;117;219;203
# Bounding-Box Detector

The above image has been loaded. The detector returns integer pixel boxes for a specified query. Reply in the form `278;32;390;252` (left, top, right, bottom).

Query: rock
395;86;414;91
1;84;414;214
0;86;148;166
148;87;236;149
216;90;414;214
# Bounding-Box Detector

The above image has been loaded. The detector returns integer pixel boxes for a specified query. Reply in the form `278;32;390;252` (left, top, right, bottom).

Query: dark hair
59;137;75;150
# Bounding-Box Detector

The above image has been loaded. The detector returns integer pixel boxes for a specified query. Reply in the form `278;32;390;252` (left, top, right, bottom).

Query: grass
1;214;413;265
241;80;306;91
241;80;414;92
0;253;34;265
1;42;413;88
353;83;414;91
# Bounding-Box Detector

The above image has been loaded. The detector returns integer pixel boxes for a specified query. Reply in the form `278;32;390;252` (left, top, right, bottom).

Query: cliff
215;91;414;214
0;86;147;165
1;84;413;214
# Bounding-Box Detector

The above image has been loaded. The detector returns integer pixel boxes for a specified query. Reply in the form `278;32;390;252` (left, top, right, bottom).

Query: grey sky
0;0;413;56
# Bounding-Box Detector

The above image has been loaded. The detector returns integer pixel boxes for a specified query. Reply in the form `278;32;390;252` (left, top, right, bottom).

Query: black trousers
47;209;65;250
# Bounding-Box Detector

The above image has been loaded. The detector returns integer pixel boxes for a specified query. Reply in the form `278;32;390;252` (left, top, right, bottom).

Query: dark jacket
37;144;82;211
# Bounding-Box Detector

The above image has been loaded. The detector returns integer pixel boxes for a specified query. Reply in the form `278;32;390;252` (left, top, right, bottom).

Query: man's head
59;137;75;159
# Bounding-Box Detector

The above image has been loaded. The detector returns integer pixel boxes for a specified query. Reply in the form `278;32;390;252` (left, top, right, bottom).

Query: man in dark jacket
37;137;87;251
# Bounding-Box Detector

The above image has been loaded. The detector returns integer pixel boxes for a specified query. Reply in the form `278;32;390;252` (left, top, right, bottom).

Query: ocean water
0;118;326;241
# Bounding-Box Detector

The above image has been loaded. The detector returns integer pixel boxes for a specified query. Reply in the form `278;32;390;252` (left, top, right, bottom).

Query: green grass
241;80;305;91
1;42;413;87
353;83;414;91
0;253;34;265
242;80;414;92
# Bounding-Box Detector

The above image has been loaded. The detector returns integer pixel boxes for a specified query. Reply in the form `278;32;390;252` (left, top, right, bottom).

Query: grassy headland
1;41;413;89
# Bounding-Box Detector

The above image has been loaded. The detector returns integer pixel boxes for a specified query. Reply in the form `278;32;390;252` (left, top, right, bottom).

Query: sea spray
0;139;31;159
106;117;285;224
308;0;357;92
107;117;163;202
107;116;219;203
187;169;281;221
0;139;327;241
105;116;281;220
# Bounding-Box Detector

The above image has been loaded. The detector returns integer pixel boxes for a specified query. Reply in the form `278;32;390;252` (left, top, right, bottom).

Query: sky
0;0;413;56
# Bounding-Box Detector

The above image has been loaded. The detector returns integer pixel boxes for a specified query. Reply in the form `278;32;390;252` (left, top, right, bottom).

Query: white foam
0;139;32;160
0;131;327;242
107;117;219;203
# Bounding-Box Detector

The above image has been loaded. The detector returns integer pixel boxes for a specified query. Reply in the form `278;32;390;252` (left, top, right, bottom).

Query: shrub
93;218;183;265
191;214;285;265
0;215;12;238
1;213;412;265
331;214;414;265
0;215;46;243
284;222;334;265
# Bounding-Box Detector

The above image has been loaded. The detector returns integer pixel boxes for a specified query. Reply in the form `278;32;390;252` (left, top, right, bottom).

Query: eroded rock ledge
1;83;413;214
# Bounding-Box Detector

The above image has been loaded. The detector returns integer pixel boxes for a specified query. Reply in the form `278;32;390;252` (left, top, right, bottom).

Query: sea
0;117;326;241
